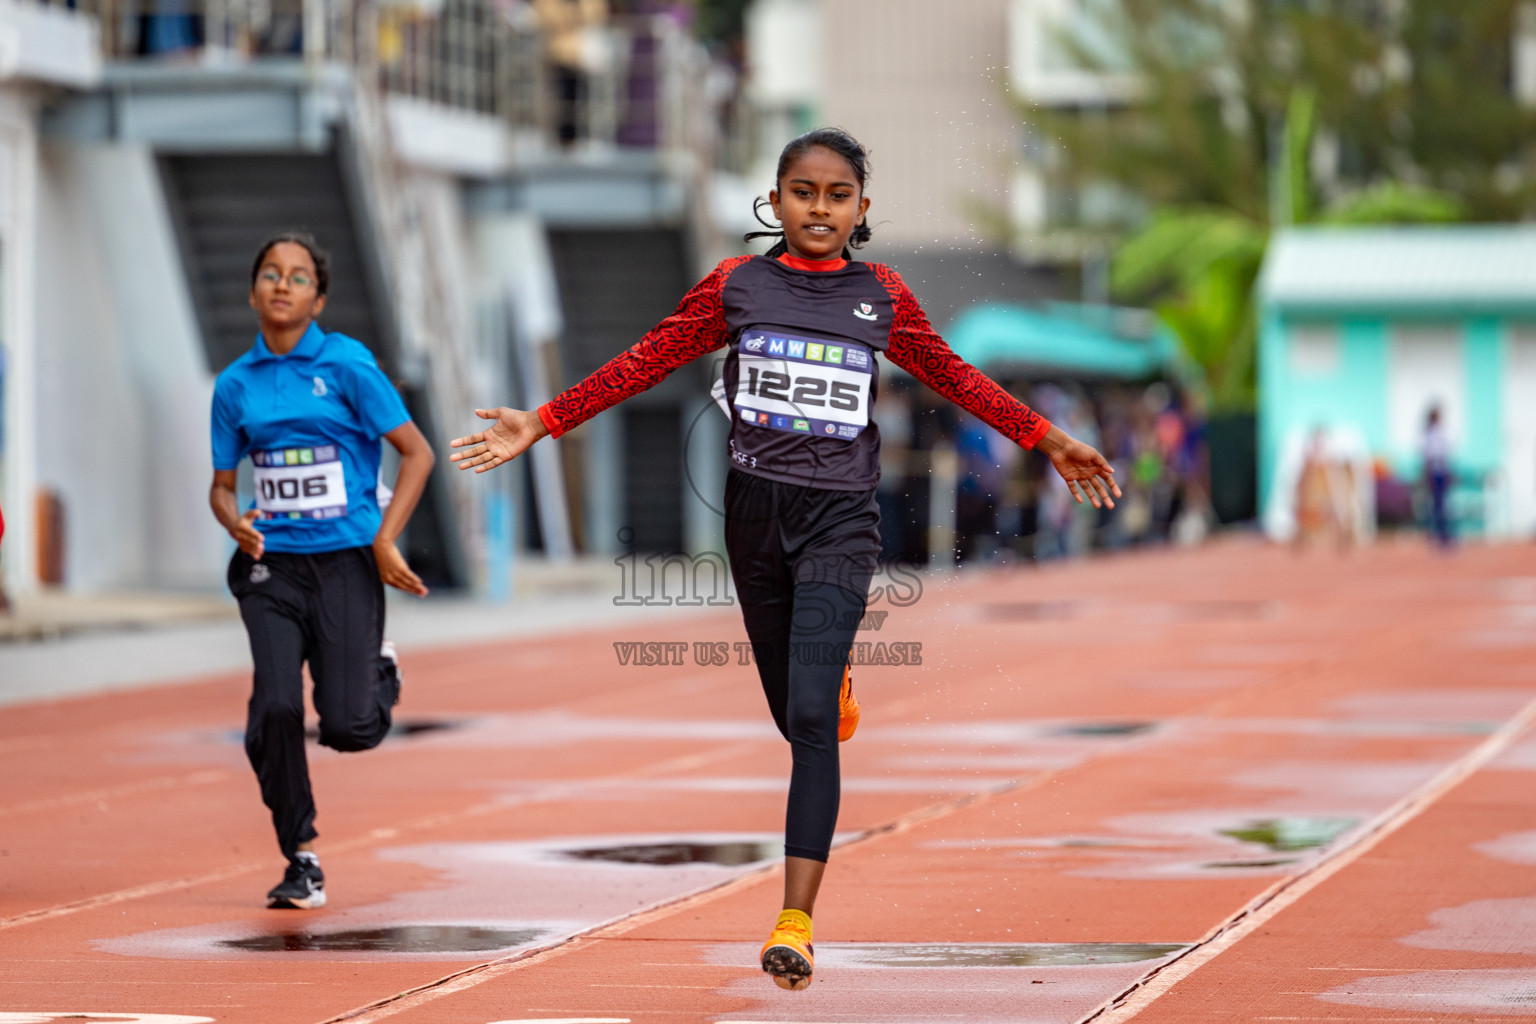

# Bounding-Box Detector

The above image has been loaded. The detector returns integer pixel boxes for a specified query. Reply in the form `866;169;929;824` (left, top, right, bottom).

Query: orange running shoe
760;908;814;990
838;665;860;742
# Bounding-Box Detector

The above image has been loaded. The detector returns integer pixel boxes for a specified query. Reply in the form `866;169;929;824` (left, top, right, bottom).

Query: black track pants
725;470;879;862
228;547;398;861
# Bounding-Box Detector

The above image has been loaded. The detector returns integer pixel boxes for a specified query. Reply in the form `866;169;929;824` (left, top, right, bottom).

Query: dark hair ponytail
744;126;873;256
746;196;791;258
250;231;331;296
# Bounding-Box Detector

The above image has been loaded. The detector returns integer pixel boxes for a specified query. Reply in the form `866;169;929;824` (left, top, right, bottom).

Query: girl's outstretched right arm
450;256;749;473
450;406;549;473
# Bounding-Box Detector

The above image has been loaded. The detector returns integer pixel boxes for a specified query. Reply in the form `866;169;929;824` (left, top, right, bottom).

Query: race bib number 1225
733;332;873;441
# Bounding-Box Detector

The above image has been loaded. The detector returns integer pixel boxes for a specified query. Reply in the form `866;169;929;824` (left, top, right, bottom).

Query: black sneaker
266;852;326;909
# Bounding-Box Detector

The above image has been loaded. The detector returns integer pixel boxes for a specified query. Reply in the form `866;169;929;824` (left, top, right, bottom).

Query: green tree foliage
1020;0;1533;411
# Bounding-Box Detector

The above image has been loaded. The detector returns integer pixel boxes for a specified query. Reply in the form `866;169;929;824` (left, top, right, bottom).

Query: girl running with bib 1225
209;233;435;909
449;128;1120;989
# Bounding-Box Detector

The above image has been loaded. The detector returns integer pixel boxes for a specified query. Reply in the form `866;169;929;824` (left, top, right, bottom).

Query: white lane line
0;770;231;818
1076;692;1536;1024
311;777;1043;1024
0;1015;216;1023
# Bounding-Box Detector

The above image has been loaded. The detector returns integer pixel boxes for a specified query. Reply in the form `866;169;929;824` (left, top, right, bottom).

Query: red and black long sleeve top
538;253;1051;491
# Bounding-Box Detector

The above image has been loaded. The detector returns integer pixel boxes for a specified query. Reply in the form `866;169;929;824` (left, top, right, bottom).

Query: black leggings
228;547;398;861
725;471;879;862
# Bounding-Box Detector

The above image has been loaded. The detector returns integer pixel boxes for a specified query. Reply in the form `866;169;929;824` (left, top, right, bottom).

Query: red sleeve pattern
873;264;1052;449
538;256;751;438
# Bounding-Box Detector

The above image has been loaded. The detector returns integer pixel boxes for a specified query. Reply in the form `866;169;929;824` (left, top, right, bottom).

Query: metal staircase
548;227;697;553
160;152;384;375
40;0;726;576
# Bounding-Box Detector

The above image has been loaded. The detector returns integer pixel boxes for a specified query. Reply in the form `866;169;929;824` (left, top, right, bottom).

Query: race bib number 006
253;445;348;520
733;332;873;442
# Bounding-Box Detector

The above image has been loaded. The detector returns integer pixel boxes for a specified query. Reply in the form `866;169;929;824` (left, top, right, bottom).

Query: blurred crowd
125;0;676;54
875;377;1213;567
122;0;729;152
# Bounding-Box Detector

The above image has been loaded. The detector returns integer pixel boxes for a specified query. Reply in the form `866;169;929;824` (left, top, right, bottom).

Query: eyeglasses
258;269;316;289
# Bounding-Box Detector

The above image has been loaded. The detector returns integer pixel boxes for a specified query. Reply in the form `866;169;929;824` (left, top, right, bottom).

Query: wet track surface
2;540;1535;1023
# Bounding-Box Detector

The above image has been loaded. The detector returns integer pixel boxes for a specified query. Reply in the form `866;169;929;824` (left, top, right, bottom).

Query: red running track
2;538;1534;1024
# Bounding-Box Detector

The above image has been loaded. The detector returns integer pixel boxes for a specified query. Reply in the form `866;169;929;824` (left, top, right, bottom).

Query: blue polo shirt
211;323;411;554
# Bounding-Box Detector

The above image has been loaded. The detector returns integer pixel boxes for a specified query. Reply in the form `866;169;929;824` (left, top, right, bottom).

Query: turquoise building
1258;227;1536;540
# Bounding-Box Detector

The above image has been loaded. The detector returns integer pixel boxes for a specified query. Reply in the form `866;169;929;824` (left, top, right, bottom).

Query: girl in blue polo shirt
209;233;435;909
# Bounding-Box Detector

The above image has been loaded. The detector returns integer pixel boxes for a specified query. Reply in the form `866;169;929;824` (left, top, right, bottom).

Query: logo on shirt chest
312;376;329;397
854;301;878;322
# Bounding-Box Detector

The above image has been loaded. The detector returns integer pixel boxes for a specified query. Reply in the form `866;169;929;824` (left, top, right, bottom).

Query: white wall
1505;326;1536;538
1387;324;1466;458
0;0;102;90
35;141;225;591
747;0;823;106
818;0;1020;250
0;89;37;595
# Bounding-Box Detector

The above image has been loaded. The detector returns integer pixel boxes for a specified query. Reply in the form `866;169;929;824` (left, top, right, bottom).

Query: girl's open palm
449;407;546;473
1046;435;1121;510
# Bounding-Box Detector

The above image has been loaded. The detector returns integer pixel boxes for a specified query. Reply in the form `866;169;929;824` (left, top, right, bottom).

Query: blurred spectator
1171;389;1213;546
613;0;684;146
873;382;916;563
137;0;201;56
1423;404;1454;548
253;0;305;56
1294;427;1355;551
953;413;1018;564
879;372;1212;565
1032;384;1100;559
1373;457;1414;528
534;0;611;145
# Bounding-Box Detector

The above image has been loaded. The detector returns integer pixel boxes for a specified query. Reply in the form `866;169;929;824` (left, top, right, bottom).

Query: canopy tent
939;302;1182;380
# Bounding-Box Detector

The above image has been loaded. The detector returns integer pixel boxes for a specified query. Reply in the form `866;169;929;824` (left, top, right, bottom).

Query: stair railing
339;1;481;587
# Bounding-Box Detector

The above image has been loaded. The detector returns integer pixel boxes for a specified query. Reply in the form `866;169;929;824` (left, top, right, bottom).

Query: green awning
941;303;1180;380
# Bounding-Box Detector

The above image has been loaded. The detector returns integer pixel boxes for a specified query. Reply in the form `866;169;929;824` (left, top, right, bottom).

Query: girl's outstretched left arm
877;265;1120;509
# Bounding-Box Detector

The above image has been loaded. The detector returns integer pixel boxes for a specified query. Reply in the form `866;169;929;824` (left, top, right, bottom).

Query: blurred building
737;0;1067;325
0;2;101;594
1005;0;1140;267
1258;226;1536;541
1;0;734;599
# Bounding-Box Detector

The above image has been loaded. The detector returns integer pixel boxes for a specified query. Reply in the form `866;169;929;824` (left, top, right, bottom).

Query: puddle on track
983;601;1077;621
1049;721;1158;738
309;718;466;741
220;719;467;745
388;719;466;737
1201;857;1300;870
981;600;1274;623
1220;816;1358;851
1175;600;1278;621
559;840;783;866
821;942;1188;968
220;924;544;953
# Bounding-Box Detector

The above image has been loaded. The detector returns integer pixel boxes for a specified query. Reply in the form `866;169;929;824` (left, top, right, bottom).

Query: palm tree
1017;1;1526;412
1110;87;1459;412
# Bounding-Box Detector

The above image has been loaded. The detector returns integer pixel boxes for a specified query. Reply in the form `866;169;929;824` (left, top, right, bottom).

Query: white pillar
0;96;37;596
